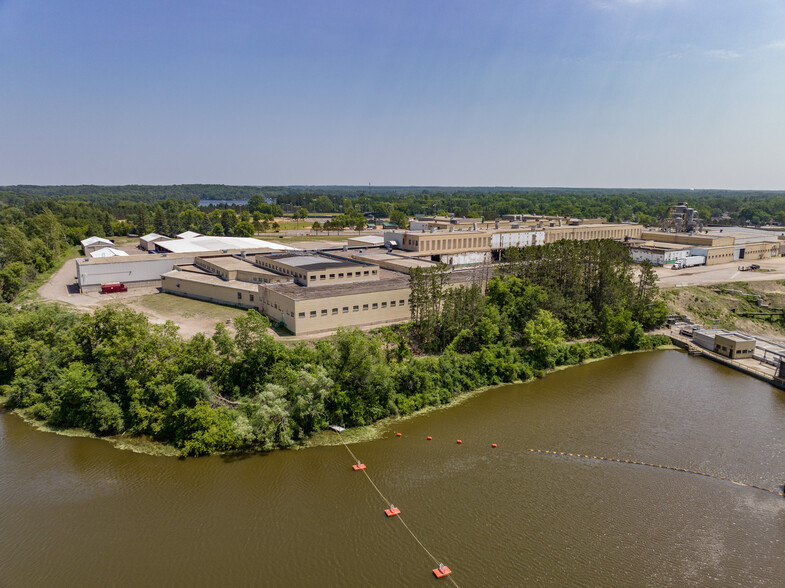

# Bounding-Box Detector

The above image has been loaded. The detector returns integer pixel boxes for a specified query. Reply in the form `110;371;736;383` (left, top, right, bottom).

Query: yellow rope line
335;432;460;587
528;449;785;497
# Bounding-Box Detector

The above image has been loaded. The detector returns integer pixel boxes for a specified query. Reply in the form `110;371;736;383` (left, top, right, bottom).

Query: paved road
655;256;785;288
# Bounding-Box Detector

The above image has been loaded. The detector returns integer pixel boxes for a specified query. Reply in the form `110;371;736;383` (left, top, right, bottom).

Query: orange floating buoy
396;433;402;437
427;436;432;440
352;463;366;471
456;440;462;444
385;506;401;517
433;564;452;578
491;444;497;448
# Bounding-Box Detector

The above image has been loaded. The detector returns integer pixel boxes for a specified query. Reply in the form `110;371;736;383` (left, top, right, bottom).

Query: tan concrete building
161;267;262;309
254;252;380;286
194;255;288;284
640;231;735;247
714;333;756;359
544;223;643;243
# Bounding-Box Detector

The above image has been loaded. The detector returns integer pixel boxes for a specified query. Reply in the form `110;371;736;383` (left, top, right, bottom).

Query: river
2;350;785;587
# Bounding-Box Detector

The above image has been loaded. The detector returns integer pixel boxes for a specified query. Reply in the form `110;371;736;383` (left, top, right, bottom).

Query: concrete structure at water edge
714;332;756;359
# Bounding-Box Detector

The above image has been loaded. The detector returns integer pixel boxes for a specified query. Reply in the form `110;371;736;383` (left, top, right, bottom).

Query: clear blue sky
1;0;784;189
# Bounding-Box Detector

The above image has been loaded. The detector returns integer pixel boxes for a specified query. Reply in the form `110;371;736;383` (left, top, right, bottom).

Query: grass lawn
131;293;249;321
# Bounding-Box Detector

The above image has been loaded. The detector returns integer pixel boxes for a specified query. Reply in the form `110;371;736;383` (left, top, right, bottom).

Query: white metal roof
156;236;297;253
176;231;202;239
81;236;113;247
90;247;130;258
140;233;167;243
348;235;385;245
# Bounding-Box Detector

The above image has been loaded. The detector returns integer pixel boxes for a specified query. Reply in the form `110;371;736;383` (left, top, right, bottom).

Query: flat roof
161;269;260;292
200;255;279;275
157;236;297;253
352;252;439;268
264;270;475;301
717;333;755;343
261;252;366;272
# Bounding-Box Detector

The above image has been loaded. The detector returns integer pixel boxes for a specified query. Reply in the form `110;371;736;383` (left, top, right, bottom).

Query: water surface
2;350;785;586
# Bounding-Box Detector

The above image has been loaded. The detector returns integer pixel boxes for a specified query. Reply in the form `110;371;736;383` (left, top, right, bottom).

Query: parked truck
671;255;706;270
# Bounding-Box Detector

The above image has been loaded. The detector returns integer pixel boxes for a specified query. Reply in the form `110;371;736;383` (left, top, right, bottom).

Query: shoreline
1;343;678;457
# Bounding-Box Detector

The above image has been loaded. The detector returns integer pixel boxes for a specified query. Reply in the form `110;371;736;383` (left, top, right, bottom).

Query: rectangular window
250;294;254;302
342;307;349;313
353;305;359;312
372;303;378;309
298;312;305;318
237;293;242;299
338;273;344;278
310;311;316;317
364;270;369;276
332;308;338;315
400;299;405;305
320;274;326;280
329;274;335;279
309;275;315;281
372;270;377;275
390;301;396;307
363;304;369;310
321;309;327;316
381;302;387;308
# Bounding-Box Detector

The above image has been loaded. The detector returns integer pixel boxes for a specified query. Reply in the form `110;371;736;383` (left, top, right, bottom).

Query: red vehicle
101;283;127;294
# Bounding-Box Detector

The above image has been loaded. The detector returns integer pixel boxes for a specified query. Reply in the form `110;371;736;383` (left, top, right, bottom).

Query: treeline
0;303;669;457
8;185;785;226
406;240;666;354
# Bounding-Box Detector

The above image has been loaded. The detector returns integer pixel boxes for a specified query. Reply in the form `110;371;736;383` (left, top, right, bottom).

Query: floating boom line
528;449;785;497
333;430;461;586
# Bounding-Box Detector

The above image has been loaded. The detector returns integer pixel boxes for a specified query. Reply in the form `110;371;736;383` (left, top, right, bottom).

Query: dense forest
0;239;669;456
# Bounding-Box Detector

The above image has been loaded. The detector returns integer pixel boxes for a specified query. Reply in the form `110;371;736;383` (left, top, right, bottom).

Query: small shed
81;236;114;256
176;231;203;240
139;233;169;251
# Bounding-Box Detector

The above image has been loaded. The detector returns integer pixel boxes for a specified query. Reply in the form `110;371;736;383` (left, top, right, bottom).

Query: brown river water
2;350;785;587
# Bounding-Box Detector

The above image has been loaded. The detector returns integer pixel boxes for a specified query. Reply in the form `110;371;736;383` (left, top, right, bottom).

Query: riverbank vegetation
0;239;669;456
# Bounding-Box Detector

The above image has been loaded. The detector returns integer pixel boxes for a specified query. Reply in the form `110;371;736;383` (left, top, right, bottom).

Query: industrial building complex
74;206;785;336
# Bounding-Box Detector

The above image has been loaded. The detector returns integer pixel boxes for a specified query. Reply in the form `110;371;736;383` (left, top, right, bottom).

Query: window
250;294;254;302
329;274;335;279
320;274;326;280
310;311;316;318
332;308;338;315
400;299;405;305
298;312;305;318
362;304;369;310
342;306;349;313
372;270;377;275
321;309;327;316
372;303;378;309
364;270;369;276
309;275;315;281
338;273;344;278
381;302;387;308
237;293;242;300
353;305;359;312
390;300;396;307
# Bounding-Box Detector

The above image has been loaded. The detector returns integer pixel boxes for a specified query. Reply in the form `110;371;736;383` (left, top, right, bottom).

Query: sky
1;0;785;189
